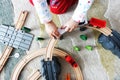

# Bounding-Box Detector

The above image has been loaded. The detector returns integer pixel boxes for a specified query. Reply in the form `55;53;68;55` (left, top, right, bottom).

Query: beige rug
1;0;120;80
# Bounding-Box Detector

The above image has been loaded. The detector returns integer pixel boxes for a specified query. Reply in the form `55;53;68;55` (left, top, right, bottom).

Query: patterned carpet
0;0;120;80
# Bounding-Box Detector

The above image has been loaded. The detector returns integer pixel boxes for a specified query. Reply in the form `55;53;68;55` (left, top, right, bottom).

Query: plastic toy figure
29;0;94;38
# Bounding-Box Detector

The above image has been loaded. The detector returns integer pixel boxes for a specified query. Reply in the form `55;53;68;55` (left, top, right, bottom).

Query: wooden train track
11;48;83;80
0;11;28;72
45;38;58;61
86;26;112;36
27;70;41;80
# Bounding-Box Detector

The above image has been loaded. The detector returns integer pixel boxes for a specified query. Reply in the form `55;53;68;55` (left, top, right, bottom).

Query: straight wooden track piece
0;11;28;72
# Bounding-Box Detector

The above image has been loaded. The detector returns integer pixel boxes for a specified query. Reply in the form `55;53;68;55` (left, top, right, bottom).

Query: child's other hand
45;21;60;39
62;18;79;32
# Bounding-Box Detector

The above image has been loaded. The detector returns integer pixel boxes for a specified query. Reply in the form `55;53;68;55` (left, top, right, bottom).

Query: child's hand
62;18;79;32
45;21;60;39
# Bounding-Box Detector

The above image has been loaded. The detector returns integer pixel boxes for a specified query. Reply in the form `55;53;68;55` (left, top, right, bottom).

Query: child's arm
72;0;94;23
33;0;60;38
33;0;52;24
63;0;94;32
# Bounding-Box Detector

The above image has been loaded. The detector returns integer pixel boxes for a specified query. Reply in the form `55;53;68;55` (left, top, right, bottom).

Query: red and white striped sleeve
72;0;94;23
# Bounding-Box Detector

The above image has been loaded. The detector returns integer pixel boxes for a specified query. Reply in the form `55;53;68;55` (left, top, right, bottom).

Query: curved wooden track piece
0;11;28;72
27;70;41;80
11;48;83;80
45;38;58;61
86;25;112;36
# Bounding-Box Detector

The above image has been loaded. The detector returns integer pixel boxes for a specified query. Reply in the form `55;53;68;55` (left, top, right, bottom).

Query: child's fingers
69;28;73;32
61;25;66;29
65;27;70;32
69;26;77;32
52;32;59;39
55;29;60;35
50;34;54;38
55;31;60;37
51;34;57;39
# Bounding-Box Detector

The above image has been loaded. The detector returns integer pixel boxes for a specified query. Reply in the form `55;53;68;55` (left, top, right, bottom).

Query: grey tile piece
18;46;27;51
8;26;15;31
2;41;8;46
13;31;17;36
0;25;8;29
0;31;6;36
8;43;13;46
17;30;25;34
5;34;12;39
24;33;34;38
22;35;33;41
9;39;14;44
15;37;22;42
7;29;13;35
0;27;8;32
4;37;10;42
21;39;31;45
13;44;19;49
11;35;16;40
16;33;23;38
19;43;29;49
0;35;4;40
13;40;20;45
0;39;2;43
0;25;33;51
